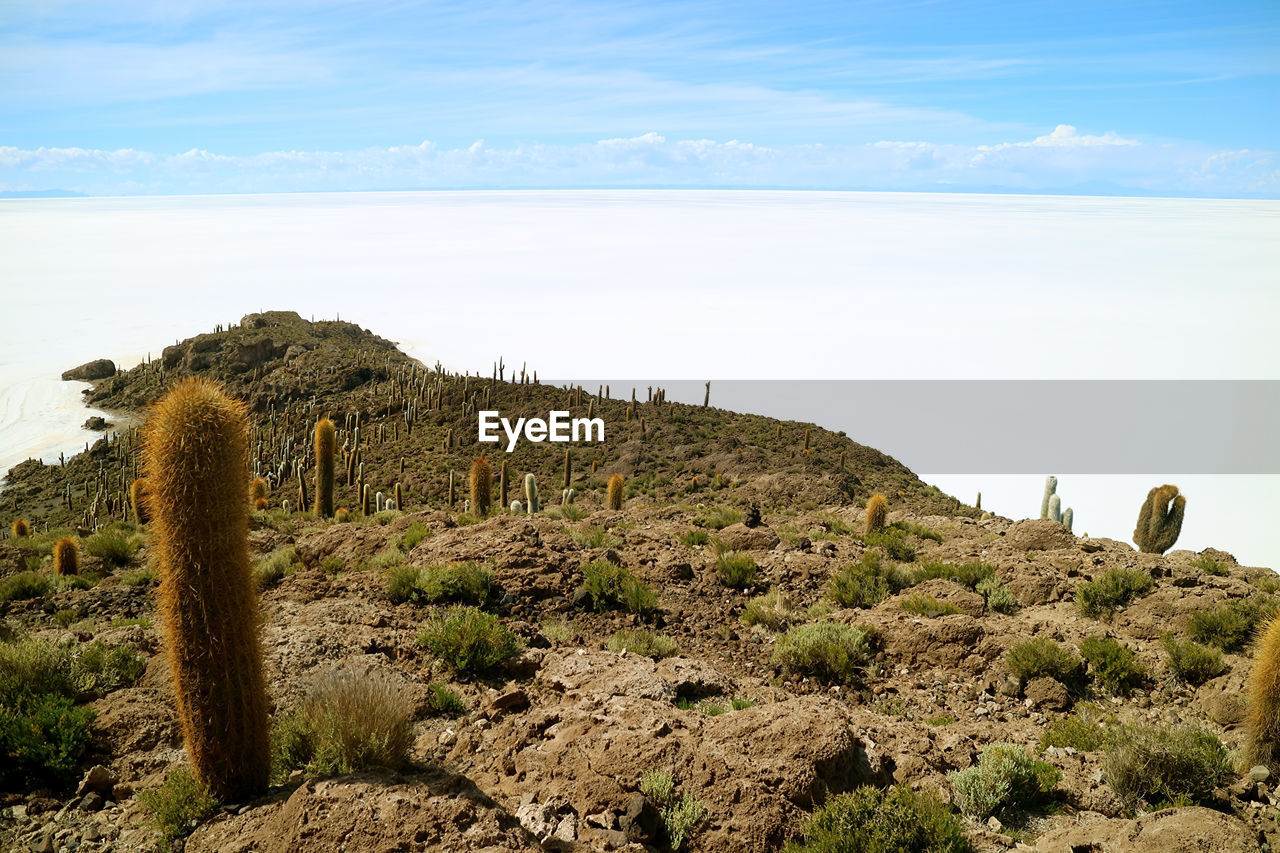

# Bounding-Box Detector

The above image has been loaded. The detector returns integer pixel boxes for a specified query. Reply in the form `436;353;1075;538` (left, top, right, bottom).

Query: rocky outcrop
61;358;115;381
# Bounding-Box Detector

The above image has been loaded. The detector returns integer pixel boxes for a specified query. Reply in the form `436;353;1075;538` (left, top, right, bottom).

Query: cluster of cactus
1133;484;1184;554
470;456;492;517
562;488;576;505
142;378;269;801
865;494;888;532
1039;476;1074;531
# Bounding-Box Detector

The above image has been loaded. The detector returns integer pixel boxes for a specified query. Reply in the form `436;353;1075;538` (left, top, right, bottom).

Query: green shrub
137;769;218;849
427;683;466;715
827;552;912;609
771;622;876;684
0;638;144;700
120;568;158;586
1004;638;1083;691
783;784;971;853
398;521;431;551
539;618;573;645
1080;636;1147;696
714;550;757;588
976;576;1020;614
741;588;801;630
661;795;706;852
71;641;146;697
890;521;943;543
0;691;94;791
0;571;51;601
271;670;414;779
1039;703;1117;752
900;594;960;618
1252;574;1280;594
253;545;297;590
418;607;523;675
949;743;1060;819
1191;554;1228;576
319;555;345;577
82;527;141;568
694;506;741;530
640;769;675;806
581;560;655;614
570;525;621;549
1102;723;1233;811
607;629;678;660
679;530;710;547
1161;634;1228;685
1187;595;1279;652
862;529;916;562
909;560;995;589
386;562;494;606
1075;569;1154;619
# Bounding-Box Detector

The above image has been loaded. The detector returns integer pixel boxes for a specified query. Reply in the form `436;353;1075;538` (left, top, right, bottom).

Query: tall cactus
1133;484;1185;554
607;473;624;511
499;460;508;511
470;455;492;517
53;537;78;576
1249;615;1280;769
1047;494;1062;523
314;418;336;518
129;478;150;524
524;473;539;515
865;494;888;533
142;378;269;801
1040;475;1058;520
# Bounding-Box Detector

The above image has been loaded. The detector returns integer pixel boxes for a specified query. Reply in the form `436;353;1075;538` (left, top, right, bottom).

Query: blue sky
2;0;1277;196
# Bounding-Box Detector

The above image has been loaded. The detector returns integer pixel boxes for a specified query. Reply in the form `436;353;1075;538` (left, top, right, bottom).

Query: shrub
1080;636;1147;696
900;594;960;618
694;505;741;530
138;769;218;849
1039;703;1117;752
771;622;875;684
551;504;587;521
976;576;1020;614
741;589;801;630
783;784;971;853
120;568;158;586
1253;574;1280;594
82;526;141;568
1075;569;1154;619
661;795;706;852
890;520;943;543
0;691;94;790
1004;638;1083;691
1188;595;1279;653
399;522;431;551
427;683;466;716
679;530;710;547
581;560;655;615
607;629;678;660
570;525;621;549
949;743;1060;819
418;607;523;675
862;529;915;562
387;562;494;606
540;618;573;645
0;637;144;700
319;555;345;577
253;545;297;590
1159;636;1227;688
1102;723;1233;811
71;641;146;697
0;571;51;601
271;670;414;778
640;769;675;806
827;552;911;609
1192;554;1228;576
714;550;757;588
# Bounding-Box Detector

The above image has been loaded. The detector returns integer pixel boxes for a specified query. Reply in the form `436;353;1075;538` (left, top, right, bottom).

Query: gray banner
547;380;1280;474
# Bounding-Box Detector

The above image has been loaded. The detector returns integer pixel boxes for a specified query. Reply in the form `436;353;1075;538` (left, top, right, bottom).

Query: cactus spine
53;537;78;576
607;474;624;511
1249;615;1280;769
315;418;336;518
524;473;539;515
865;494;888;533
1133;484;1185;555
142;378;269;801
470;455;493;517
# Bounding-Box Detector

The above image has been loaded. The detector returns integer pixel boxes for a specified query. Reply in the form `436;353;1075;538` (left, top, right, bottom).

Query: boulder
61;358;115;381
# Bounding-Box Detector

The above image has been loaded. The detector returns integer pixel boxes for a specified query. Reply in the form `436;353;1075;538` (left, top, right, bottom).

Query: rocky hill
1;312;1276;853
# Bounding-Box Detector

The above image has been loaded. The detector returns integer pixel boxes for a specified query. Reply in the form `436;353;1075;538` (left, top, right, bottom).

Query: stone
61;359;116;381
76;765;117;799
1024;677;1072;711
1250;764;1270;782
77;792;105;812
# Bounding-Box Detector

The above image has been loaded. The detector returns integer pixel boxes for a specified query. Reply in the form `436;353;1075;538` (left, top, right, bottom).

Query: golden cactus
865;494;888;533
314;418;336;518
607;474;625;511
249;476;268;503
470;456;493;517
129;478;150;524
53;537;78;576
1133;484;1185;555
142;377;269;801
1249;615;1280;769
11;518;29;538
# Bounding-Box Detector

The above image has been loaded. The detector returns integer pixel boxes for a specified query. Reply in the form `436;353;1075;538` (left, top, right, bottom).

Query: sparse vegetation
640;769;675;805
694;505;741;530
975;575;1020;613
679;529;710;547
662;795;706;851
1187;595;1279;652
1080;635;1147;696
138;769;218;850
1102;723;1232;811
607;629;678;659
714;549;757;588
570;525;621;549
253;545;298;590
784;784;971;853
1039;703;1117;752
1192;553;1228;576
427;683;466;716
741;588;801;630
900;593;961;618
1004;637;1083;691
581;559;656;614
949;743;1060;819
1075;569;1155;619
82;525;142;567
386;561;494;606
418;606;523;675
771;622;875;683
1161;634;1228;685
0;571;51;601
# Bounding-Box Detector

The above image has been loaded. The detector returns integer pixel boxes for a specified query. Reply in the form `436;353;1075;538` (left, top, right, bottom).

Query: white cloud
1;128;1275;197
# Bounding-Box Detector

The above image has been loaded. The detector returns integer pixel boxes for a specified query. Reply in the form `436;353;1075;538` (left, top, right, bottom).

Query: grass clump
418;606;523;675
319;555;345;577
1102;723;1233;811
741;588;801;630
949;743;1060;820
397;521;431;551
976;575;1020;614
910;560;995;590
640;769;675;805
120;567;158;586
427;683;466;716
694;505;741;530
607;629;678;660
0;691;95;791
540;618;573;645
386;561;494;606
1075;568;1155;619
1079;635;1147;696
679;529;710;547
661;795;706;852
783;784;971;853
827;551;912;609
82;526;142;568
0;571;51;601
890;520;943;543
253;545;298;590
714;549;757;588
1187;595;1279;653
900;594;961;618
1161;634;1228;685
271;670;413;780
1191;553;1229;576
1004;637;1083;691
861;529;916;562
570;525;621;549
771;622;876;684
1039;703;1117;753
138;769;218;849
581;560;656;615
0;637;144;700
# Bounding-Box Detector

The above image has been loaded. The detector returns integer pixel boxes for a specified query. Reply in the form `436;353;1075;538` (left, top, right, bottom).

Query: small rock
987;815;1003;832
1250;765;1270;782
31;834;54;853
81;826;101;842
439;729;457;746
77;792;105;812
76;765;117;799
487;688;529;717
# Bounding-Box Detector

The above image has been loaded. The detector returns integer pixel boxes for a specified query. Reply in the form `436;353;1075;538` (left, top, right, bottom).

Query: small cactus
1133;484;1185;554
1047;494;1062;523
511;500;523;513
470;455;493;517
336;507;351;523
11;518;29;538
53;537;78;576
607;474;624;511
865;494;888;532
524;473;539;515
281;499;292;514
254;497;269;511
249;477;268;503
1062;507;1074;531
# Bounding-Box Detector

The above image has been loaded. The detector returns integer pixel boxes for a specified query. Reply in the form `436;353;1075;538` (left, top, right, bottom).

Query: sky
1;0;1277;196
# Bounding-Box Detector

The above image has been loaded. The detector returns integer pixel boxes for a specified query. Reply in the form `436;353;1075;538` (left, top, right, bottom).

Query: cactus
448;471;456;508
975;492;982;511
511;500;523;513
1249;615;1280;769
1062;507;1074;531
254;497;269;511
314;418;336;518
249;476;268;503
361;483;371;516
1047;493;1062;523
1040;476;1058;520
607;474;624;511
865;494;888;533
1133;484;1185;554
803;428;810;452
53;537;78;576
499;460;508;510
376;490;384;513
563;448;571;490
524;473;539;514
470;455;493;517
281;499;292;514
385;499;397;511
336;508;351;523
10;518;29;538
130;478;150;524
394;482;403;512
141;378;269;801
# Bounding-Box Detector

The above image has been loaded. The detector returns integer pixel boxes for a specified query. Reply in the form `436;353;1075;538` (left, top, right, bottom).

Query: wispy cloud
2;126;1274;197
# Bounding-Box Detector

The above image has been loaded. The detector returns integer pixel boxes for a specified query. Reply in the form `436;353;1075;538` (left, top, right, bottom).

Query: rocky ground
1;313;1276;852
